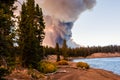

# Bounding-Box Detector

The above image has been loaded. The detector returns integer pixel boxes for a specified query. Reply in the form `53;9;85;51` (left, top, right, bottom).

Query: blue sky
72;0;120;47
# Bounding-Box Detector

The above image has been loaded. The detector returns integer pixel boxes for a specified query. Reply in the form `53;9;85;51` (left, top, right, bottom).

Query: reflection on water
73;57;120;75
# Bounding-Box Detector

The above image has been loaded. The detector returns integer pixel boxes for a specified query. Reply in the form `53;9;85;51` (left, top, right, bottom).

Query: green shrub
57;60;69;65
37;61;57;74
0;67;9;79
76;62;90;69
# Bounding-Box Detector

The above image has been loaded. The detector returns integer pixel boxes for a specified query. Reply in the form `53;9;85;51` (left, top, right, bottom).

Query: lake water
73;57;120;75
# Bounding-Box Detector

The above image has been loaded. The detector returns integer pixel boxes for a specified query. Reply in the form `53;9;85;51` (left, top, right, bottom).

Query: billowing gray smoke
43;16;74;47
16;0;96;47
37;0;96;47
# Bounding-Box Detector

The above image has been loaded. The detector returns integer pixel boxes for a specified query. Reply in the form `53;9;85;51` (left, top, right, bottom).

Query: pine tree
35;4;45;45
62;39;68;60
18;0;45;68
18;2;27;66
55;43;60;62
0;0;16;67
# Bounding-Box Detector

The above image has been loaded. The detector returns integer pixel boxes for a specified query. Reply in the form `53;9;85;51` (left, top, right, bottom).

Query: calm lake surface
73;57;120;75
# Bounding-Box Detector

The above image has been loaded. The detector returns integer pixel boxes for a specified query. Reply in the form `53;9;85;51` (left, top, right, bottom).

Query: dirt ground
5;66;120;80
48;67;120;80
4;55;120;80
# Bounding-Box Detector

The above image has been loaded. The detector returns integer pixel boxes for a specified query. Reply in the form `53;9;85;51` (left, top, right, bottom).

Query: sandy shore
87;52;120;58
68;53;120;60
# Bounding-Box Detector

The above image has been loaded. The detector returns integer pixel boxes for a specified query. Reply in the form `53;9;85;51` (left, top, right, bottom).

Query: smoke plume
16;0;96;48
38;0;96;47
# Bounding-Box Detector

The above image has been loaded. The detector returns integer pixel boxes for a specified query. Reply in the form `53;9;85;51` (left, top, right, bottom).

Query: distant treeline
44;45;120;58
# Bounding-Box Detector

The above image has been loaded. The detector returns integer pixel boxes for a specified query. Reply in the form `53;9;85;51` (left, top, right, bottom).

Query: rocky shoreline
5;54;120;80
5;62;120;80
47;54;120;80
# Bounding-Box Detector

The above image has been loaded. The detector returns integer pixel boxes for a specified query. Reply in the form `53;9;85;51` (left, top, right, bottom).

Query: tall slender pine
0;0;16;67
18;0;45;68
62;39;68;60
55;43;60;62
